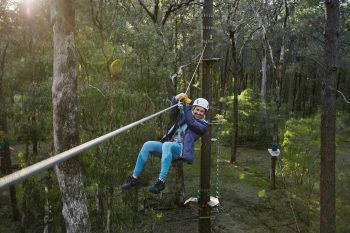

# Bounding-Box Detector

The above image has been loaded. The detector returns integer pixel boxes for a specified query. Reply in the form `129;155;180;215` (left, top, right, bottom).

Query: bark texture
52;0;91;232
199;0;213;232
229;30;238;163
320;1;339;232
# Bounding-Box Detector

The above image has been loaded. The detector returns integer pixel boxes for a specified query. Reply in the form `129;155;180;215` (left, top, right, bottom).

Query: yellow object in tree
110;59;123;75
183;97;192;104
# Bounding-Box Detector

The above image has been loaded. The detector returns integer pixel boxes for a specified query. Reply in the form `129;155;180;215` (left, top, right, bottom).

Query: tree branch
239;26;261;58
249;1;277;69
162;0;197;26
0;42;9;78
138;0;158;23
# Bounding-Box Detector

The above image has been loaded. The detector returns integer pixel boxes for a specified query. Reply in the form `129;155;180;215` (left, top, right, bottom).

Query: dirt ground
2;143;349;232
123;147;308;233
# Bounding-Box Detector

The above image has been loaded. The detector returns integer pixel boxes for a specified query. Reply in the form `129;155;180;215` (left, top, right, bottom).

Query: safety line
0;104;177;191
185;42;208;94
277;159;301;233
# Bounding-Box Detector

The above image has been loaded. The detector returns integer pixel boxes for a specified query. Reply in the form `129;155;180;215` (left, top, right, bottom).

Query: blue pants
132;141;182;181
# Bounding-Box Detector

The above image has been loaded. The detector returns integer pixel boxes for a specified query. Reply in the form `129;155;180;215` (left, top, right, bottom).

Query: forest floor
121;146;310;233
1;142;349;232
121;142;350;233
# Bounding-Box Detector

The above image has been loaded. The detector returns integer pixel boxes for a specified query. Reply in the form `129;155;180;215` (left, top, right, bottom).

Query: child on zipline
121;93;209;194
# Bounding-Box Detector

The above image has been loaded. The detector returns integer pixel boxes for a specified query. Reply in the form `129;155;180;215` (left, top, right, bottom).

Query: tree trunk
174;163;185;205
43;183;51;233
321;1;339;232
199;0;213;232
32;115;38;156
172;19;185;203
0;42;21;222
52;0;91;232
295;73;302;113
270;156;276;190
253;3;271;127
260;50;267;113
229;30;238;163
260;49;268;138
301;75;307;117
287;72;295;114
222;48;230;97
270;0;289;192
309;74;317;115
273;0;288;146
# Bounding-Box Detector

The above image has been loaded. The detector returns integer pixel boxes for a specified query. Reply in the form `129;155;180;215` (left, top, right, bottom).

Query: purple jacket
161;97;209;164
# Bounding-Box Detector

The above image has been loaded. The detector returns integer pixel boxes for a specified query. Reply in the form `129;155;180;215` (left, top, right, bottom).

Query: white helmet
193;98;209;111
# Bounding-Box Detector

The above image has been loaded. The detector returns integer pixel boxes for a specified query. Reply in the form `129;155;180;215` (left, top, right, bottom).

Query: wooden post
199;0;214;232
268;144;280;190
270;156;277;190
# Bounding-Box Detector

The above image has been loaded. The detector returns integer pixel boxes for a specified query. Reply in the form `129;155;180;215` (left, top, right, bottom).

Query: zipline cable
0;104;178;191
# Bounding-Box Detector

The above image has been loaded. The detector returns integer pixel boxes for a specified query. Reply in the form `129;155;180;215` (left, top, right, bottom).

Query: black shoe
148;179;165;194
121;176;139;190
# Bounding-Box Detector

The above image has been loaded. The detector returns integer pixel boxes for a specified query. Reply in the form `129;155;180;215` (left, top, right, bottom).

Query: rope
0;105;177;191
337;90;350;104
277;159;301;233
185;42;207;94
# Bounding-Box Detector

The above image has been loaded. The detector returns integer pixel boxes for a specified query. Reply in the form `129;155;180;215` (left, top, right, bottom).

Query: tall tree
52;0;91;232
224;0;241;163
274;0;289;146
229;28;239;163
320;0;339;232
199;0;213;232
0;0;20;220
250;0;278;139
271;0;289;190
0;41;20;222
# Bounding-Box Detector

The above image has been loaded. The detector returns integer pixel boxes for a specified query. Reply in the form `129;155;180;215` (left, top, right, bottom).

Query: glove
182;97;192;104
175;93;187;101
177;101;184;110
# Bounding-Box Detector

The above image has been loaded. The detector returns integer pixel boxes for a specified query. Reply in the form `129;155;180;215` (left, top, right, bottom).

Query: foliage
0;0;350;232
281;111;350;186
280;111;350;229
278;114;321;229
217;88;264;144
280;114;320;186
336;111;350;143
